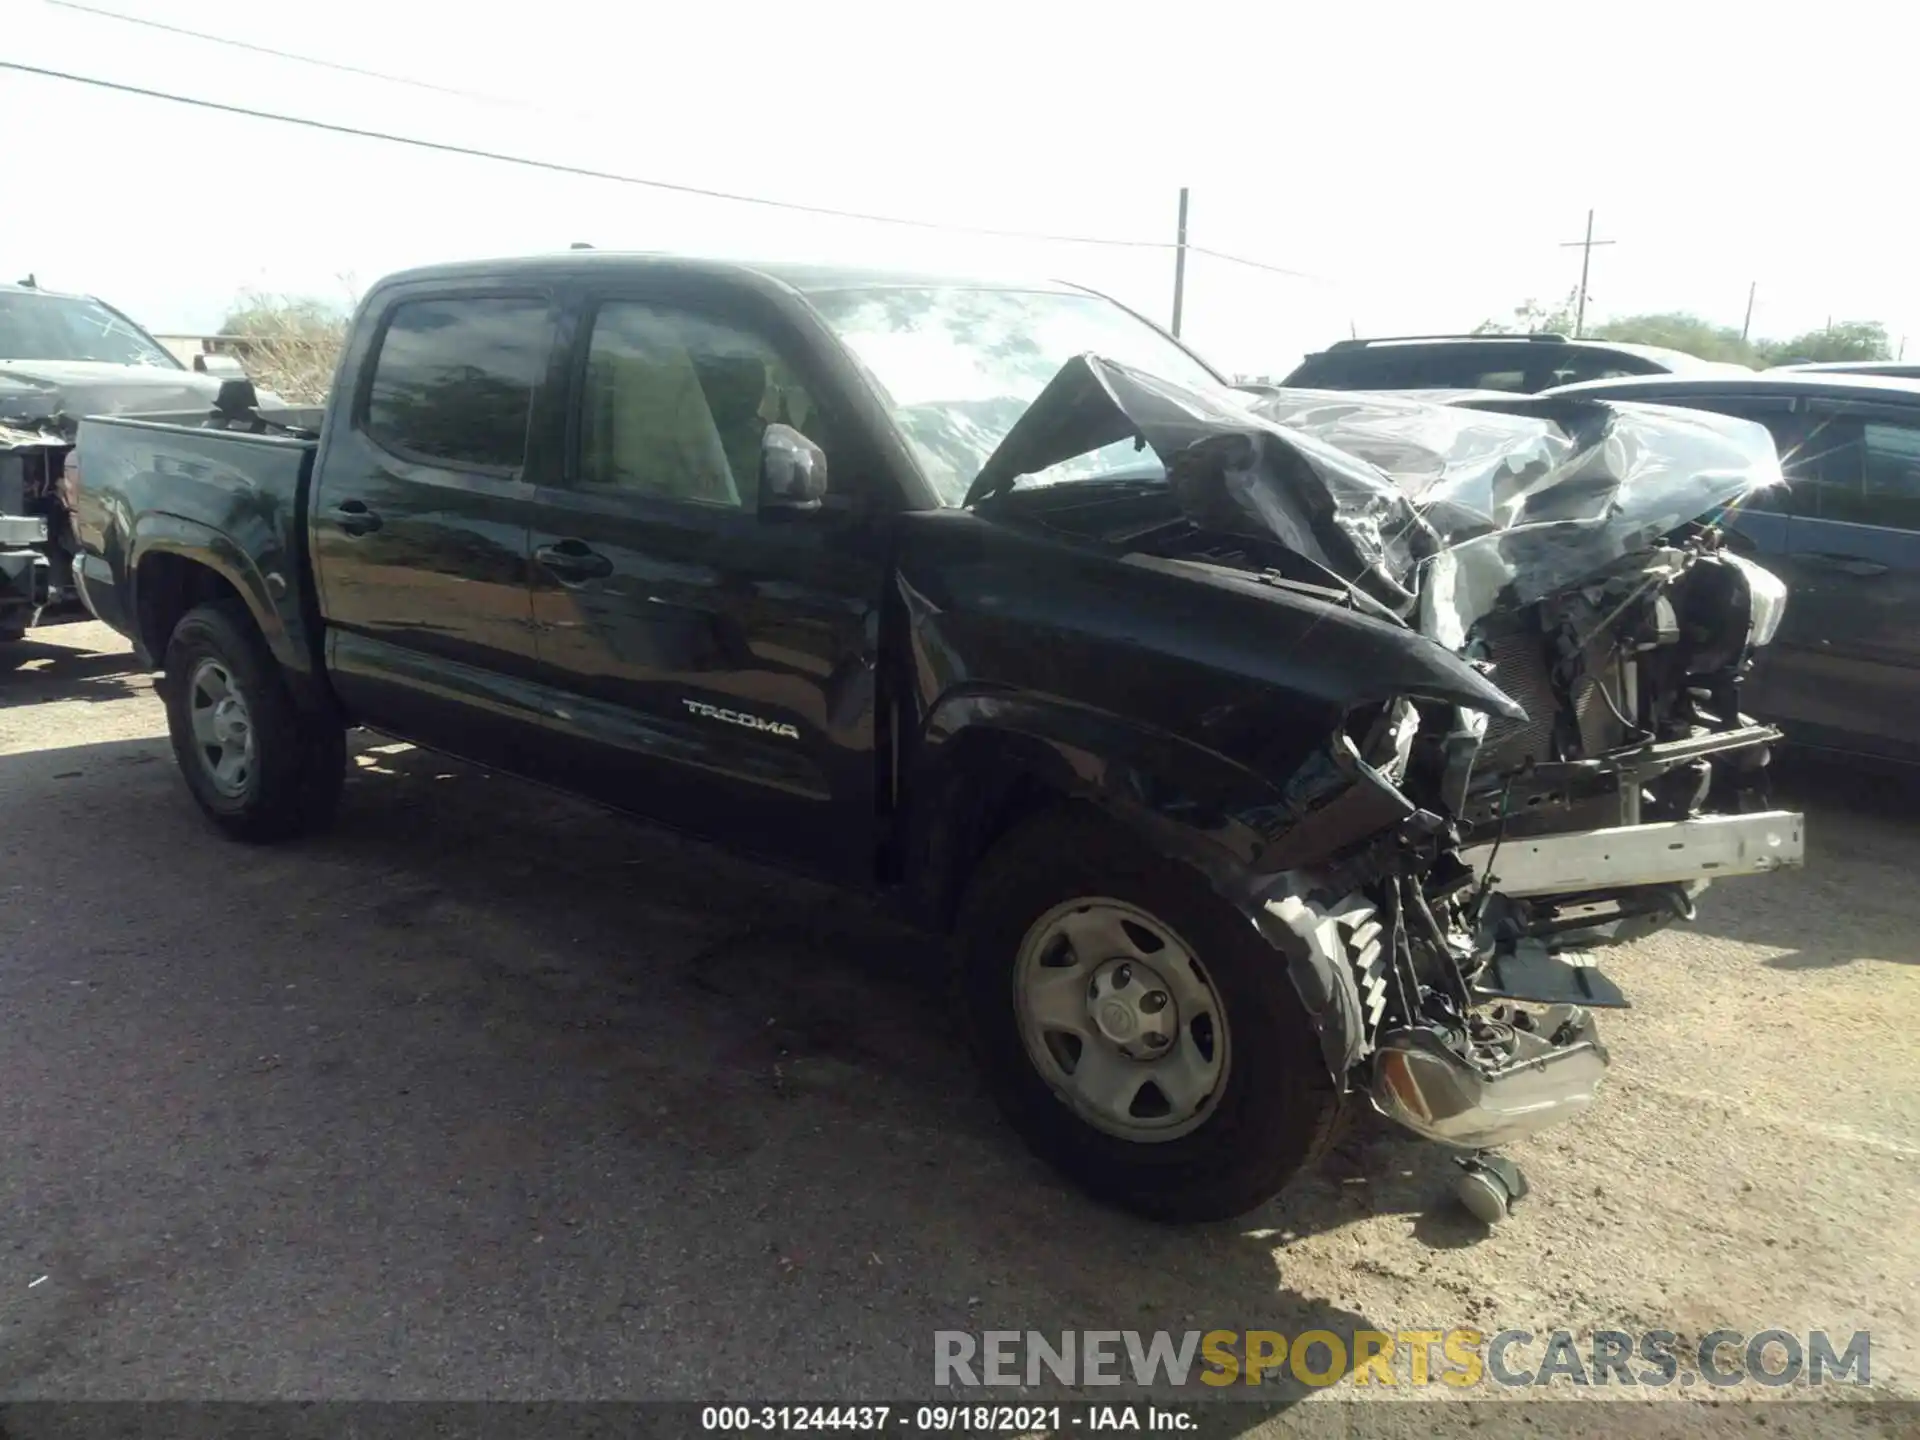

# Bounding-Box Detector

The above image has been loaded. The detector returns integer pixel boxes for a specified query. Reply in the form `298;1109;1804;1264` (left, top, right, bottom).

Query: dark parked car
1542;371;1920;762
1282;332;1750;394
70;253;1803;1223
1768;360;1920;380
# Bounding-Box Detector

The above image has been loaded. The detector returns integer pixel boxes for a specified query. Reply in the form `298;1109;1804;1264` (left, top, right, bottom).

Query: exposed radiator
1480;628;1627;772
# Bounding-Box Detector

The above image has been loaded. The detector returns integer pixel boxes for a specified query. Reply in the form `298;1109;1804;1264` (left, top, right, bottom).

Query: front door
522;287;888;883
310;289;559;768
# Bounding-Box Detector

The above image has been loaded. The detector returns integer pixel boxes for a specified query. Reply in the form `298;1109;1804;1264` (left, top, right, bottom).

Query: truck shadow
1685;755;1920;970
327;741;1426;1399
0;632;151;704
8;732;1433;1404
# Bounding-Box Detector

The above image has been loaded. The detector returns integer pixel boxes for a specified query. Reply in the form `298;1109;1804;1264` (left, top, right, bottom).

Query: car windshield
804;284;1225;504
0;291;178;368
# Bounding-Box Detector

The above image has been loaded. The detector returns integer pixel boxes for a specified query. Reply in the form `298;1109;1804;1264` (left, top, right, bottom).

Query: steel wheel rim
1012;897;1231;1143
186;658;257;799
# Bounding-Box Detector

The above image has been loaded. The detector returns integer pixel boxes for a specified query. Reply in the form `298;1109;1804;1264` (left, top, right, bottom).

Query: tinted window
1287;345;1555;392
364;297;552;469
1547;350;1655;386
577;302;820;507
1795;413;1920;530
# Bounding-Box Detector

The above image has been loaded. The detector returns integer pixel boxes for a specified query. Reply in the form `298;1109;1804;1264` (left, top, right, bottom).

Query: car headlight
1726;553;1788;649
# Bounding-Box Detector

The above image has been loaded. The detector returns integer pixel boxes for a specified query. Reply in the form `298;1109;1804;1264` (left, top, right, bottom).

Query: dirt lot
1;621;1914;1432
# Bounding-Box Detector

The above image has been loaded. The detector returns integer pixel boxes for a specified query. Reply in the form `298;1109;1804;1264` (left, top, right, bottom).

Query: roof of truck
2;280;96;301
372;251;1087;298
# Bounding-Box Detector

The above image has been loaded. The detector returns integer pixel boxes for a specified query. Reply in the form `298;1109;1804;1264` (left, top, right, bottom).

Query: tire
162;599;345;842
957;806;1342;1223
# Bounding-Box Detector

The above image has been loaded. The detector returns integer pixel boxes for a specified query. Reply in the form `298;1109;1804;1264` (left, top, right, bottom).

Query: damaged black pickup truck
71;254;1805;1223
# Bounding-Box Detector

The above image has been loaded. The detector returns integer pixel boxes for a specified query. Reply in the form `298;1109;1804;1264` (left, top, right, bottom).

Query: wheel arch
903;687;1372;1083
130;516;330;714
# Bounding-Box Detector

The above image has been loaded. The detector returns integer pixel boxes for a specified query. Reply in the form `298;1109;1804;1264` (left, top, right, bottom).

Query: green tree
1587;312;1758;366
1473;290;1578;336
1471;297;1897;371
1755;321;1892;367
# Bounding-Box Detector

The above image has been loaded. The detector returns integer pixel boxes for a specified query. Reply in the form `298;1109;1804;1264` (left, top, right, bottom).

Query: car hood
0;360;224;427
965;356;1783;644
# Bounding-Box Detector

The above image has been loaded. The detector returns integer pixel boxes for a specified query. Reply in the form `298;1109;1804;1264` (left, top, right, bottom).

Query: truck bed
73;410;324;680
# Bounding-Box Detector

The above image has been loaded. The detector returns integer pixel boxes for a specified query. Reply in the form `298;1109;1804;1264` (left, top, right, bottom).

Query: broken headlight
1725;553;1788;649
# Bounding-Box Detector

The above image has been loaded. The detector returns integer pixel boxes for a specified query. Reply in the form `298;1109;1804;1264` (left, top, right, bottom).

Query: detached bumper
1458;810;1804;898
1371;1007;1609;1149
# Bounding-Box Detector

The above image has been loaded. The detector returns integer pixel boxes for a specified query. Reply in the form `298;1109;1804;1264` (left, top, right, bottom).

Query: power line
45;0;551;109
0;59;1162;249
7;42;1321;281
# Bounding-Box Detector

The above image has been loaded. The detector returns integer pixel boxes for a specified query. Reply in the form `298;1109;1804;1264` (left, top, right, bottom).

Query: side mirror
759;423;827;512
195;352;249;379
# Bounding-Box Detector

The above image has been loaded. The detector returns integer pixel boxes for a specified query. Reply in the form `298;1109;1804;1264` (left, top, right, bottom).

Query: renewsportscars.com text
934;1328;1872;1389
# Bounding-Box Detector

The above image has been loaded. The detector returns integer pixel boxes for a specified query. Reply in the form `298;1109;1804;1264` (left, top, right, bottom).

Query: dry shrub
218;288;353;403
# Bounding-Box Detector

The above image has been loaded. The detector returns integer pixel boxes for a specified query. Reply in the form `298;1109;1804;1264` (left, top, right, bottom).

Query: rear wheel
162;600;345;842
958;807;1342;1222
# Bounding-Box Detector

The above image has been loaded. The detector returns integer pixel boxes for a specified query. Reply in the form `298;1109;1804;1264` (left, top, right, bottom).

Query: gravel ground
0;621;1913;1434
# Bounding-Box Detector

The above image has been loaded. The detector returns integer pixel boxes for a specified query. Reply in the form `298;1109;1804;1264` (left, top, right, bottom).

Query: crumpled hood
0;360;222;427
965;355;1784;643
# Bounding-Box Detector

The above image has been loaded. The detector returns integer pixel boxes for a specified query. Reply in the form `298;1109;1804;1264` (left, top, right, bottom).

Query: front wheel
162;600;345;842
957;807;1341;1222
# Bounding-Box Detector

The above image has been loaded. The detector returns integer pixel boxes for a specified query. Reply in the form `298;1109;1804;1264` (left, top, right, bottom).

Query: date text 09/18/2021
702;1406;1193;1432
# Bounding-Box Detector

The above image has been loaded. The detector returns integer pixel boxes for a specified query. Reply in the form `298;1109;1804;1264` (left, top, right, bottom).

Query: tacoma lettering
681;699;800;740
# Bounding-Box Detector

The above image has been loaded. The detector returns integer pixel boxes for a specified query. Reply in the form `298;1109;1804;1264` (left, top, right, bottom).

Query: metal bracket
1459;809;1803;898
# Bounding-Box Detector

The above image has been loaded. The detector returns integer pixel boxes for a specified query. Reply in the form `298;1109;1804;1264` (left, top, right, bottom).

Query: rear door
520;278;891;882
1766;403;1920;757
310;287;561;766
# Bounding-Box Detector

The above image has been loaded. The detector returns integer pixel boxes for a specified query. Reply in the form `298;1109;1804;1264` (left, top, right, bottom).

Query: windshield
0;292;179;368
804;284;1224;504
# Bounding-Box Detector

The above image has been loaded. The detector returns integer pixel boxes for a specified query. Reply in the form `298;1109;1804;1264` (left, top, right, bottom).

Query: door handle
535;540;614;582
1801;552;1889;577
328;500;381;536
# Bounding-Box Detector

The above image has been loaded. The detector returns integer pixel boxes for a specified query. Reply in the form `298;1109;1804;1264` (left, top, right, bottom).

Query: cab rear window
363;296;553;470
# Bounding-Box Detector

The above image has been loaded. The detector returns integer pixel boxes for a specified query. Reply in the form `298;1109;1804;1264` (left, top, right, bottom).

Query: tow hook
1454;1151;1530;1225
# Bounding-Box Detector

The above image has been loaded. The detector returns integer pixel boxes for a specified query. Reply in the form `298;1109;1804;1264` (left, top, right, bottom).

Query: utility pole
1558;209;1616;337
1741;281;1757;343
1171;187;1190;338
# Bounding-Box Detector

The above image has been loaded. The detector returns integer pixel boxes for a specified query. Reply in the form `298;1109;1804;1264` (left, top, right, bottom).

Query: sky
2;0;1911;377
